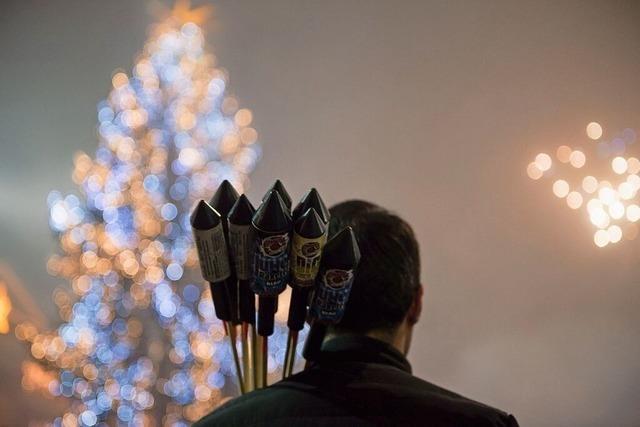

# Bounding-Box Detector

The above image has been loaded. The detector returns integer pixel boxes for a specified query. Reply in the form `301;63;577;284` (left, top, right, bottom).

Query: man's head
327;200;423;354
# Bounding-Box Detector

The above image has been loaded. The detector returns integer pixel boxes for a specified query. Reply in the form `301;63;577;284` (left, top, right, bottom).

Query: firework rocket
209;180;240;324
302;226;361;362
228;194;257;391
282;203;328;378
263;179;292;211
251;186;292;387
190;200;244;393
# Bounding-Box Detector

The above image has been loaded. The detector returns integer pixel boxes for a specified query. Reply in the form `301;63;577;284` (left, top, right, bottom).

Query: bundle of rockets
190;179;361;393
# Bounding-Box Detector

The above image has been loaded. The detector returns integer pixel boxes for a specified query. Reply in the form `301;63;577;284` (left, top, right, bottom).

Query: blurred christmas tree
15;2;264;425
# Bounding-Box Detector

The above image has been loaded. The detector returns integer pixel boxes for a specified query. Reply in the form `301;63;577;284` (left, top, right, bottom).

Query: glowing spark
535;153;552;171
527;162;543;180
586;122;603;140
611;157;628;175
594;230;609;247
553;180;570;198
569;150;586;168
582;176;598;194
556;145;572;163
527;122;640;247
566;192;583;210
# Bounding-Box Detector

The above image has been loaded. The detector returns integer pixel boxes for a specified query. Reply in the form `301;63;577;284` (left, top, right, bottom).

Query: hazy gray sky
1;1;639;425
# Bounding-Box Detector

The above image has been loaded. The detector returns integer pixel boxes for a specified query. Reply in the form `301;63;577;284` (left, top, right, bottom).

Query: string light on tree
527;122;640;247
11;3;292;425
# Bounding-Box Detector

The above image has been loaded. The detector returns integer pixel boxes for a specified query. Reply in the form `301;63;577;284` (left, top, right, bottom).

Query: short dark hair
328;200;421;333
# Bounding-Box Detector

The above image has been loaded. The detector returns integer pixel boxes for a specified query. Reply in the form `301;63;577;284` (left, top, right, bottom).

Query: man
196;200;519;426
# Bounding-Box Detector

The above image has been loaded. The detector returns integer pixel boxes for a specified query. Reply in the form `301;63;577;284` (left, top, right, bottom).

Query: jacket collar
318;334;413;374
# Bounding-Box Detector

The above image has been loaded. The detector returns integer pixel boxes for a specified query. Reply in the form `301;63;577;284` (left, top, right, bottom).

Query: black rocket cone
321;226;361;269
190;200;222;230
229;194;255;225
295;208;326;239
209;180;239;218
262;179;292;210
253;190;292;232
292;188;330;224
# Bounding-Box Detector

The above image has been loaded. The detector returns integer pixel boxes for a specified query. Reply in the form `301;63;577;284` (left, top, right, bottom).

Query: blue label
310;268;354;322
251;232;290;296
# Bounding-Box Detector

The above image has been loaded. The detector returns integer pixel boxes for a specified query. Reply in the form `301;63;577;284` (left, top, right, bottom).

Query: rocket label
291;233;326;287
251;232;290;296
192;223;231;283
310;268;354;322
228;223;253;280
259;234;289;257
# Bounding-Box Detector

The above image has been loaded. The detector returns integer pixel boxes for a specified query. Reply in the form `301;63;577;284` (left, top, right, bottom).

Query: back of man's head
328;200;421;335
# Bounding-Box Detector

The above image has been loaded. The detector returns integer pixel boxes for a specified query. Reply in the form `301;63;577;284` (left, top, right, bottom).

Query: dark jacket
195;335;520;427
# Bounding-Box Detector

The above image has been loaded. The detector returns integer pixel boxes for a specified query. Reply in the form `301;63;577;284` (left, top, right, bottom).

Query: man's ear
406;284;423;325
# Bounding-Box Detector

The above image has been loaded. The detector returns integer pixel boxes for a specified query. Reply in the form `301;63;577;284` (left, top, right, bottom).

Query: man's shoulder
395;373;518;426
194;367;519;427
343;363;518;426
193;385;338;427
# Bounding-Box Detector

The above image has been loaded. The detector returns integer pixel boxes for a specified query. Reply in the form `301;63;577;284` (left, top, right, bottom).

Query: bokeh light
556;145;572;163
528;122;639;247
586;122;603;140
594;230;609;247
535;153;552;172
582;176;598;194
569;150;586;168
627;205;640;222
611;157;628;175
527;162;543;180
608;225;623;243
627;157;640;174
566;192;583;210
552;180;570;198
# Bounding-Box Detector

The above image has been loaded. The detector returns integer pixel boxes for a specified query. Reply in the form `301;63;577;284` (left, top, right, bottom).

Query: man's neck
325;325;409;356
365;328;408;355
